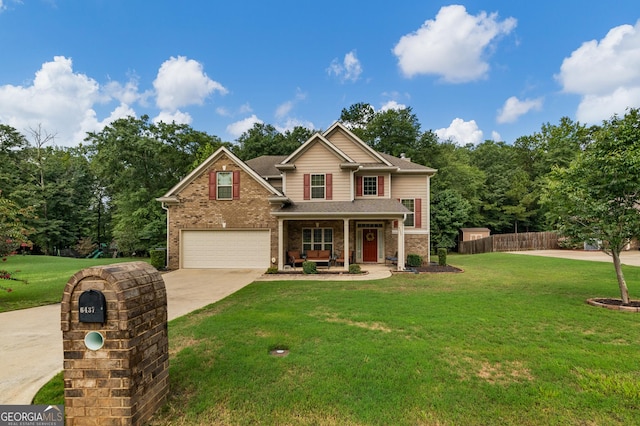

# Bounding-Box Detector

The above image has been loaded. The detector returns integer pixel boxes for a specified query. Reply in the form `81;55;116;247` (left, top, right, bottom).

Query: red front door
362;229;378;262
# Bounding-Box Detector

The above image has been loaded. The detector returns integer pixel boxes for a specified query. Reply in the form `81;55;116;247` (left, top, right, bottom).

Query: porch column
343;218;350;269
397;218;405;271
278;218;284;270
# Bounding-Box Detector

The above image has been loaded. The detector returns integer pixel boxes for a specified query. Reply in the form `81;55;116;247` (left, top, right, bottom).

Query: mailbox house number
79;289;107;323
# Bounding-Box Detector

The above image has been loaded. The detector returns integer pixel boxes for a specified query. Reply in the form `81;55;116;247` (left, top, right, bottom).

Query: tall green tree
431;189;472;249
86;116;219;254
0;125;29;195
0;192;34;256
543;108;640;304
233;123;312;160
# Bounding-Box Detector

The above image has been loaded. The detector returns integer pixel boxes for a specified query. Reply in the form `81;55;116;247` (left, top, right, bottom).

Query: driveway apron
0;268;263;405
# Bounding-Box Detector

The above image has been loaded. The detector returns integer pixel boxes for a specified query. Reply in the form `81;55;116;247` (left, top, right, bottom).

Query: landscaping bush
265;266;279;274
150;249;166;270
302;260;317;274
438;248;448;266
349;264;361;274
406;254;423;267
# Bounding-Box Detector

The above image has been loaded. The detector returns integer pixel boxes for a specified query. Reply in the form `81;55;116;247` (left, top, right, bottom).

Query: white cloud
557;20;640;123
275;101;293;119
393;5;516;82
435;118;484;145
275;89;307;121
491;130;502;142
227;114;263;138
327;50;363;83
275;118;315;134
153;56;227;111
153;110;192;125
0;56;106;146
496;96;543;123
380;100;407;112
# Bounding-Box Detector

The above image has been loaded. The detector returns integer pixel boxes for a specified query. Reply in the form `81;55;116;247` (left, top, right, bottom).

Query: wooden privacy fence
458;231;559;254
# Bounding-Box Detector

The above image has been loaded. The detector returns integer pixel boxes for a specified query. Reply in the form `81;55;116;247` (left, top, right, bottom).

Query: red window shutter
326;173;333;200
209;171;216;200
415;198;422;228
378;176;384;196
303;174;310;200
233;170;240;200
356;176;363;197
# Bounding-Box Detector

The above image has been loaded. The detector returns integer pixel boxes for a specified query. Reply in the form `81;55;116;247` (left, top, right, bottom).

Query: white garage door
182;230;270;269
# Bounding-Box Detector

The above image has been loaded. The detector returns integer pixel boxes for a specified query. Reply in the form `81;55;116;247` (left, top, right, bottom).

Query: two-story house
157;121;436;271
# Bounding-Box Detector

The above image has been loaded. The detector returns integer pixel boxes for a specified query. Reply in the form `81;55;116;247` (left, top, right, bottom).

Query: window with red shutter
356;176;363;197
415;198;422;228
378;176;384;196
209;171;216;200
303;174;310;200
326;173;332;200
232;170;240;200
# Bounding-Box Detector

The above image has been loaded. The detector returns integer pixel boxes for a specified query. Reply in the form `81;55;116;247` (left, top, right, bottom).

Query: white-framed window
311;174;325;199
217;171;233;200
302;228;333;253
401;199;415;227
363;176;378;196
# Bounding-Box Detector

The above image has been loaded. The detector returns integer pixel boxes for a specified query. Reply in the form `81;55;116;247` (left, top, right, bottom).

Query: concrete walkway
0;264;393;405
0;268;263;405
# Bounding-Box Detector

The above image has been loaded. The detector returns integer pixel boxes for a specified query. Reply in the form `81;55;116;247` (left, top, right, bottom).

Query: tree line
0;103;621;257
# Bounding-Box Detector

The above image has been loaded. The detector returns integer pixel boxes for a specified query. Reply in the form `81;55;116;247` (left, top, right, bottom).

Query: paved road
0;268;263;405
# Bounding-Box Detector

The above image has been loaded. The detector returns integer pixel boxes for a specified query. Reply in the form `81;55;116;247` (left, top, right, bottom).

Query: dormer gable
277;132;357;171
322;122;393;167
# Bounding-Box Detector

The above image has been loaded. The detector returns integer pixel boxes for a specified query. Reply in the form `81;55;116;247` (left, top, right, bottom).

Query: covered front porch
271;200;410;271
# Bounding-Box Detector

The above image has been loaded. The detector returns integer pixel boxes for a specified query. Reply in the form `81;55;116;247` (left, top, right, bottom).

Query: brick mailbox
61;261;169;426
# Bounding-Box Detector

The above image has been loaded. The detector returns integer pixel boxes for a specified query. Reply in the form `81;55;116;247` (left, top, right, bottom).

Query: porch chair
287;250;305;268
385;252;398;265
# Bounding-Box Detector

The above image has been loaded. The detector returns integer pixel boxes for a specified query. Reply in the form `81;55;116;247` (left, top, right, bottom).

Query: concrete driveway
0;268;263;405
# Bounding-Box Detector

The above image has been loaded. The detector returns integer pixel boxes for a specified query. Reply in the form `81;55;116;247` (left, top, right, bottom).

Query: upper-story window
401;199;415;227
311;174;325;199
209;170;240;200
363;176;377;196
356;175;384;197
217;171;233;200
303;173;332;200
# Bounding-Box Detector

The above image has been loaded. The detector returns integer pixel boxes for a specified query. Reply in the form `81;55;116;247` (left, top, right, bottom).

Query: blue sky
1;1;639;147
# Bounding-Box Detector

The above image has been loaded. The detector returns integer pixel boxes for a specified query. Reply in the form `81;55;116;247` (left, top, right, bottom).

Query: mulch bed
402;263;463;273
587;298;640;312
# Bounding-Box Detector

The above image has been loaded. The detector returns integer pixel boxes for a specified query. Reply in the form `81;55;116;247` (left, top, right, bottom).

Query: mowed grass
0;255;147;312
34;253;640;424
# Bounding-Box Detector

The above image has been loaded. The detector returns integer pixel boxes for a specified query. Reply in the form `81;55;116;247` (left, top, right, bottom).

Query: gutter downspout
161;202;169;269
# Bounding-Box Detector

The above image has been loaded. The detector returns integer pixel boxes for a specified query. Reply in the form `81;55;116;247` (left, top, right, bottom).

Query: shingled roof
272;199;410;216
245;155;287;178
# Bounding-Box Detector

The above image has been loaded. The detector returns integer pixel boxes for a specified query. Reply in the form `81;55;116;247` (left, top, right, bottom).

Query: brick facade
164;153;278;270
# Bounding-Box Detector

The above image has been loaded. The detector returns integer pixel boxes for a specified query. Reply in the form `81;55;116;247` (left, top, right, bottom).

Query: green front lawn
35;253;640;424
0;255;147;312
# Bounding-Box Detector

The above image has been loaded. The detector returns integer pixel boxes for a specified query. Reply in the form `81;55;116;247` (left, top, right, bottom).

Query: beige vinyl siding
325;128;380;164
391;175;430;230
284;142;352;201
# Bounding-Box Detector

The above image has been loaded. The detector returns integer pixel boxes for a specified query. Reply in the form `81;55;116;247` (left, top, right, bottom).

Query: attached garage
181;230;271;269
